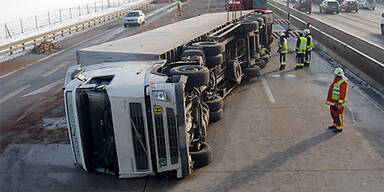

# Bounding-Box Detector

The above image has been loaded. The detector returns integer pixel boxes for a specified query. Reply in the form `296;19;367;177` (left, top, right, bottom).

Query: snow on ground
0;0;147;46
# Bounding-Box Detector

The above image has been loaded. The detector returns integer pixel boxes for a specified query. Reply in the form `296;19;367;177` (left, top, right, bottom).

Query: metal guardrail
268;1;384;91
0;0;153;56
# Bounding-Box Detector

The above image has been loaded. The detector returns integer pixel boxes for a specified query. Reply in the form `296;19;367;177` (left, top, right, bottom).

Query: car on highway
123;10;146;27
293;0;312;14
320;0;340;14
358;0;376;9
340;0;359;12
381;12;384;35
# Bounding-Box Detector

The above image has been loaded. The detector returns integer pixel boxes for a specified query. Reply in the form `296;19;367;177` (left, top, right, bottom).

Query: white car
381;12;384;35
123;10;146;27
358;0;376;9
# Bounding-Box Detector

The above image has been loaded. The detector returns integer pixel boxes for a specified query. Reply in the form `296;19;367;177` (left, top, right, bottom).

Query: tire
170;65;209;88
244;65;261;79
337;11;339;14
192;41;225;56
190;142;213;168
260;56;269;64
209;109;223;123
238;21;259;33
182;49;205;57
255;59;266;69
227;60;242;85
206;95;224;112
206;54;223;68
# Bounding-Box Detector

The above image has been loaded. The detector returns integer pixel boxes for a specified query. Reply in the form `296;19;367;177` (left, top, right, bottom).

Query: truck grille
166;108;179;164
129;103;149;171
154;113;167;166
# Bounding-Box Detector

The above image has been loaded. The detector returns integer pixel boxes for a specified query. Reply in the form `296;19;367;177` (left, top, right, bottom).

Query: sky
0;0;101;23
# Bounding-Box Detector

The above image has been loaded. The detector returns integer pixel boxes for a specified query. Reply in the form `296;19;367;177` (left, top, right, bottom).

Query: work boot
294;66;301;70
328;125;336;130
279;65;285;71
333;129;343;133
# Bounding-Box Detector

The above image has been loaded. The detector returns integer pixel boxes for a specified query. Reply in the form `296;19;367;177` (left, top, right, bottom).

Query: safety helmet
333;67;344;76
279;33;285;38
303;29;310;35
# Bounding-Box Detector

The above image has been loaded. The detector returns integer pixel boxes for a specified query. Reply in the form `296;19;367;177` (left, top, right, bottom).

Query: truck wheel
209;108;223;123
192;41;225;56
238;21;259;33
206;95;224;112
244;65;261;79
170;65;209;88
228;60;242;85
182;49;205;58
206;54;223;68
255;59;266;69
190;142;213;168
260;56;269;64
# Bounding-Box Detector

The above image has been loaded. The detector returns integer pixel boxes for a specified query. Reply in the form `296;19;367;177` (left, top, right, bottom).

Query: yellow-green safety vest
331;78;348;106
307;35;314;50
297;36;307;53
280;38;287;53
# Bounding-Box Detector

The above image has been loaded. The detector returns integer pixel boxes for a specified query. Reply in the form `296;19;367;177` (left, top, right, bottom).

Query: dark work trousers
296;53;305;67
305;50;311;66
280;53;286;66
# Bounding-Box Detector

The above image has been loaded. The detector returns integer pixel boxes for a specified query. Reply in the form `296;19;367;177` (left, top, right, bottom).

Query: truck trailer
63;10;273;178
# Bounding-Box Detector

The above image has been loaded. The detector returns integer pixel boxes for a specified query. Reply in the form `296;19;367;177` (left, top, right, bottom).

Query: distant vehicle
293;0;312;14
320;0;340;14
123;10;145;27
358;0;375;9
381;12;384;35
226;0;242;11
340;0;359;12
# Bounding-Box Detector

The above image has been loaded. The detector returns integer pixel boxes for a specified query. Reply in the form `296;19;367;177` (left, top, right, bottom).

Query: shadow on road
209;131;336;191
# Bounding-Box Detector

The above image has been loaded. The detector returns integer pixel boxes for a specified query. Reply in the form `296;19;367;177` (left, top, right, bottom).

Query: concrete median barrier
268;1;384;92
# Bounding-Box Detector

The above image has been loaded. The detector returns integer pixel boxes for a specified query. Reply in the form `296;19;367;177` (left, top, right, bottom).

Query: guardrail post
48;12;51;25
20;19;24;34
61;31;64;37
69;28;72;34
9;47;13;55
35;16;38;30
22;43;25;51
53;33;55;40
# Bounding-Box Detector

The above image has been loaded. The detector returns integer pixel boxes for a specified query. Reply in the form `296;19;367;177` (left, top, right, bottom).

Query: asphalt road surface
1;0;384;191
275;0;384;47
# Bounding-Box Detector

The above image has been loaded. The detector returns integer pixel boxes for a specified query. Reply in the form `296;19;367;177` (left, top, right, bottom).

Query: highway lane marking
354;87;384;113
22;80;64;98
0;20;124;81
41;61;71;77
0;84;31;104
262;78;276;104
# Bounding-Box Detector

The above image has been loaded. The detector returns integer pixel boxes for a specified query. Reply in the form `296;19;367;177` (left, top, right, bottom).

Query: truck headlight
152;90;168;101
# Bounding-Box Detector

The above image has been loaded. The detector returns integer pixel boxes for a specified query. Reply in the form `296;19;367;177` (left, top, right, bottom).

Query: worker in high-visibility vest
326;67;349;133
303;29;313;67
277;33;287;71
295;32;307;70
177;1;183;16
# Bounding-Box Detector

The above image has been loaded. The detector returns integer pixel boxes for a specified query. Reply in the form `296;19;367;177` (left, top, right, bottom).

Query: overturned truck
64;10;273;178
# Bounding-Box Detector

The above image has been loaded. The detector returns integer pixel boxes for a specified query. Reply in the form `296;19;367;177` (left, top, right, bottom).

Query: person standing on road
326;67;349;133
304;29;313;67
177;1;183;16
277;33;288;71
295;32;307;70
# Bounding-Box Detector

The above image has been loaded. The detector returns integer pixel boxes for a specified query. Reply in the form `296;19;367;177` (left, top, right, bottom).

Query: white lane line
0;84;31;104
262;78;276;104
41;61;71;77
22;80;63;97
0;22;122;81
354;87;384;113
